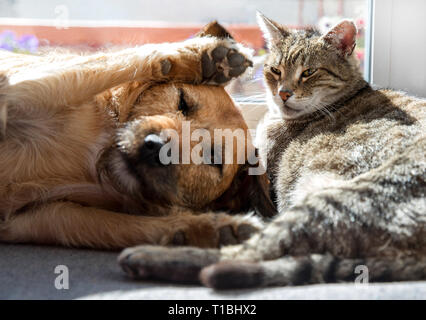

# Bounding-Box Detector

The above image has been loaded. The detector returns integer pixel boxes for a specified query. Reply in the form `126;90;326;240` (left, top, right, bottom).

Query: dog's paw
216;214;262;247
118;245;220;283
169;214;261;248
217;223;258;246
201;41;253;85
157;38;252;85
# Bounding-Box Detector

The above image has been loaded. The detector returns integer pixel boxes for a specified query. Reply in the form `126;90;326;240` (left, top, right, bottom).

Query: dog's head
99;23;276;218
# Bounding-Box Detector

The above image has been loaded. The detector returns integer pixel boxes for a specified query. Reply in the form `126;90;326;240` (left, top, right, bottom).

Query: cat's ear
256;11;289;49
196;21;234;39
322;20;357;57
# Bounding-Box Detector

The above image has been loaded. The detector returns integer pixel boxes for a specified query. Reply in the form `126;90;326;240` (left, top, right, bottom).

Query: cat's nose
279;89;293;102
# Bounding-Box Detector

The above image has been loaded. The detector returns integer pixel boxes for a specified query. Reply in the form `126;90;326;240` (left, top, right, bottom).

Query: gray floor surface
1;244;425;300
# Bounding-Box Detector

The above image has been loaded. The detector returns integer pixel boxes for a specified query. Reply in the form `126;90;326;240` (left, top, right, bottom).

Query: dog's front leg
0;202;259;250
5;37;251;112
4;47;178;110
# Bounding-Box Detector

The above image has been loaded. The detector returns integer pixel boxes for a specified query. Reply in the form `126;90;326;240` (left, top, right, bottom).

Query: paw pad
201;44;252;85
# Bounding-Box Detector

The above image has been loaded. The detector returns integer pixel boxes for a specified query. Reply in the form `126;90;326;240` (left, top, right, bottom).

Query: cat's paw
201;40;253;85
118;245;220;283
200;260;264;289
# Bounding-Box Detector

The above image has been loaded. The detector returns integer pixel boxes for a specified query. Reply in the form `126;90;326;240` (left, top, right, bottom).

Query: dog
0;22;276;250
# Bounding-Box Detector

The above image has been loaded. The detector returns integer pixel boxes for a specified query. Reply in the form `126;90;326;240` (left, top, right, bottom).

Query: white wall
371;0;426;97
1;0;367;25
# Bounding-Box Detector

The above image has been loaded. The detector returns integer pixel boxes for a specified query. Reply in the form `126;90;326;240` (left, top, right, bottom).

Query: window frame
369;0;426;97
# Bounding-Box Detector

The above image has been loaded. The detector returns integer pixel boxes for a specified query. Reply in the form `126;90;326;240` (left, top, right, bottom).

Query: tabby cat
118;13;426;289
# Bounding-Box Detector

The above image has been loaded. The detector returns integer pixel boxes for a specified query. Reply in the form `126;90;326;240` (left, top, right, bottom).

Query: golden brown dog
0;23;275;250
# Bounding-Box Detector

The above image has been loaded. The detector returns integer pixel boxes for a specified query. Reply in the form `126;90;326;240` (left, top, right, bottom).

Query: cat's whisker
322;105;336;122
303;101;336;122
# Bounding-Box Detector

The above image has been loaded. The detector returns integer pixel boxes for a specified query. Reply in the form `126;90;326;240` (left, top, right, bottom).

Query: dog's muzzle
138;134;166;166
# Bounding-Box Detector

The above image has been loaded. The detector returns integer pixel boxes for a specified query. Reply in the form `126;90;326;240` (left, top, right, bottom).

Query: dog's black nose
139;134;165;165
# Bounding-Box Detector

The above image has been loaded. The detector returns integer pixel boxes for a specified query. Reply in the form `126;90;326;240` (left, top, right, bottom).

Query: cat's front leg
159;37;253;86
221;189;379;263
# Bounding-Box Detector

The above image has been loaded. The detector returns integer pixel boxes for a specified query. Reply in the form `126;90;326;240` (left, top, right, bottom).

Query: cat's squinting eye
270;66;281;76
301;68;317;78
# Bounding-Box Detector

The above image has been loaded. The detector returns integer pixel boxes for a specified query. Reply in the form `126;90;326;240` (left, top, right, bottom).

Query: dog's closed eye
178;90;190;116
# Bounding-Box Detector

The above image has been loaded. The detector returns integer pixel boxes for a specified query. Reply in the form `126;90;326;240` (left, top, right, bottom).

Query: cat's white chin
281;104;306;119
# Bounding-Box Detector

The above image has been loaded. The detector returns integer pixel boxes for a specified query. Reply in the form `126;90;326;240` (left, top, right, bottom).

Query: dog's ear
196;21;234;39
211;162;277;218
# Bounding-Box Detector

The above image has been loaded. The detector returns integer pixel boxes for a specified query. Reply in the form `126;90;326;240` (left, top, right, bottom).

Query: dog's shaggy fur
0;23;276;250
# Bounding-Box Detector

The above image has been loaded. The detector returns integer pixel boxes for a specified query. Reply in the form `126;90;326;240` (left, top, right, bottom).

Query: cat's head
257;12;365;120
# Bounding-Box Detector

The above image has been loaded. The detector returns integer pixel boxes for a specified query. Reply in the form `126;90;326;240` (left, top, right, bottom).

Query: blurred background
0;0;369;101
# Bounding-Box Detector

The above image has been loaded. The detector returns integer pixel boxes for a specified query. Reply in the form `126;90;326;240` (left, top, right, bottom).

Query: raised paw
157;37;252;85
118;245;220;283
201;42;253;85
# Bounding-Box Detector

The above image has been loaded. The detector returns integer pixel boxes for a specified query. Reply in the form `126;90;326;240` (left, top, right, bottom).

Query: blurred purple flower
0;42;14;51
18;35;39;53
0;30;16;41
0;30;39;53
0;30;17;51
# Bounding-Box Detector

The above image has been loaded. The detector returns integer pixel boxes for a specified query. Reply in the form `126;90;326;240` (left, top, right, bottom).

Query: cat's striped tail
200;254;426;289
